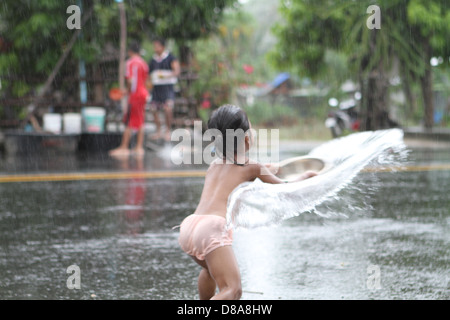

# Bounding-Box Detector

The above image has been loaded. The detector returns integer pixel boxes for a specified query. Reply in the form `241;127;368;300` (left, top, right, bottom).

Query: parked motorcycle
325;98;360;138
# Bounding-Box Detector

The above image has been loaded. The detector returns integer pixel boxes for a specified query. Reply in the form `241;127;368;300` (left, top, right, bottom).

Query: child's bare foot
132;147;145;156
109;147;130;157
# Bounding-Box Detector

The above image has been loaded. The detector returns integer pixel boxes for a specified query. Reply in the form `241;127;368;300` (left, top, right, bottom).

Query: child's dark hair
207;104;250;163
128;40;141;54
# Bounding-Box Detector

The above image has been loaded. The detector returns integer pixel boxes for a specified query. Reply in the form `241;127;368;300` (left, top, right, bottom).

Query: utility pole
116;0;127;116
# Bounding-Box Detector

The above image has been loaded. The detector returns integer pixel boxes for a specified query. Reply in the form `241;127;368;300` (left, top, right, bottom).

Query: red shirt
126;55;149;101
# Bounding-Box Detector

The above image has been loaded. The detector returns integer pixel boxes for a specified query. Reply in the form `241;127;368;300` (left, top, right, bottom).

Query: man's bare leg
151;110;162;140
164;102;173;141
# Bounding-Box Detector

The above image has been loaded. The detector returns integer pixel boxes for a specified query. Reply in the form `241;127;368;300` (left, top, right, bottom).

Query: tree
0;0;117;122
407;0;450;129
189;9;257;108
124;0;236;65
269;0;450;130
0;0;236;122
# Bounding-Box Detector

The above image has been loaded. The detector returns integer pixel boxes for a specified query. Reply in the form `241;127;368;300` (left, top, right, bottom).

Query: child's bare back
194;159;254;218
193;159;298;218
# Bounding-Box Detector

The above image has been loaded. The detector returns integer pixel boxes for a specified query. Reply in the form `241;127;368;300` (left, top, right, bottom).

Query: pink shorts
178;214;233;261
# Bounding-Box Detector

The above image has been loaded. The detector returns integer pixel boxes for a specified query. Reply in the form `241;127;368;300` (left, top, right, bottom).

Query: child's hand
264;163;280;175
299;170;318;180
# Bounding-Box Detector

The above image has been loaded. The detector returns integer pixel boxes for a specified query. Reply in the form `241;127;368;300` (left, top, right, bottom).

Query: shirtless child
178;104;317;300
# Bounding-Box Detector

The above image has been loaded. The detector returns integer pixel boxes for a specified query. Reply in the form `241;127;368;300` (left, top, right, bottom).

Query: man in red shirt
110;42;149;156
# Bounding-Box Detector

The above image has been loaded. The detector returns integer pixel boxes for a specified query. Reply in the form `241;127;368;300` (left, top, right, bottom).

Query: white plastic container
43;113;62;133
82;107;106;133
63;113;82;134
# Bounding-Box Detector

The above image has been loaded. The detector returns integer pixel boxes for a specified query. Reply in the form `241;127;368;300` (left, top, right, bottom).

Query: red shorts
124;95;147;130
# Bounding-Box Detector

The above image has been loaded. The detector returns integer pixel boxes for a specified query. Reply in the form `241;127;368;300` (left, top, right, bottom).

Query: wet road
0;139;448;299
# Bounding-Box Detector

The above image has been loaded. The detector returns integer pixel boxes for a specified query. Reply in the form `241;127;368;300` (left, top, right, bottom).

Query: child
178;104;317;300
109;41;149;157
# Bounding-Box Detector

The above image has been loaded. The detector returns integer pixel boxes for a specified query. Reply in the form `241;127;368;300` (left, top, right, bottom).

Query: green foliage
0;0;236;103
0;53;19;73
322;49;350;87
268;0;349;79
243;101;298;127
269;0;450;127
1;1;66;77
189;9;270;107
407;0;450;58
270;0;449;79
126;0;235;43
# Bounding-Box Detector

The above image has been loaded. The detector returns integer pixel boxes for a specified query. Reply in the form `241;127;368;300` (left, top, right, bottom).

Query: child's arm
254;163;285;184
263;163;280;175
294;170;318;181
249;163;317;184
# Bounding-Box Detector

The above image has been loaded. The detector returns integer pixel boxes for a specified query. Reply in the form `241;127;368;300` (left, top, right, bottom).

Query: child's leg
133;127;145;155
190;256;217;300
198;268;216;300
205;246;242;300
119;127;132;148
109;127;132;155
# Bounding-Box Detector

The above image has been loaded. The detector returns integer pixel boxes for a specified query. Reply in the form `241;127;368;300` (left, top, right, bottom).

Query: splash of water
226;129;408;229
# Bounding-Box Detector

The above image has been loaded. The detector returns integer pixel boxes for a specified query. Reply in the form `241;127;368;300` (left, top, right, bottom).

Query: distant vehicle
325;98;360;138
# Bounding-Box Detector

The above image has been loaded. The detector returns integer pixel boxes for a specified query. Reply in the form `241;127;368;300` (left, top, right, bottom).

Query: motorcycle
325;98;360;138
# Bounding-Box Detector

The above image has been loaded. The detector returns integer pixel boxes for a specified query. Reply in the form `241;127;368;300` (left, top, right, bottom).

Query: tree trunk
93;65;104;104
118;2;127;115
178;43;193;69
359;32;390;131
402;74;417;115
363;68;389;130
420;39;433;130
399;59;417;115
